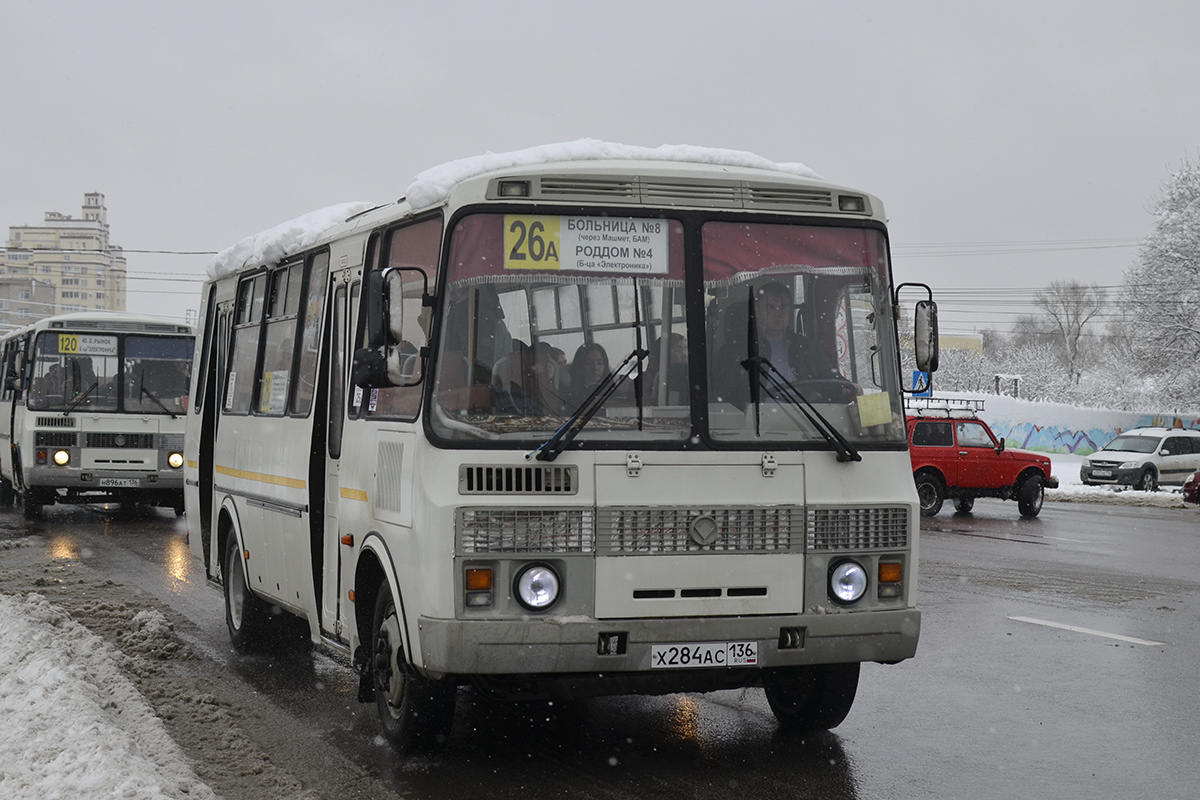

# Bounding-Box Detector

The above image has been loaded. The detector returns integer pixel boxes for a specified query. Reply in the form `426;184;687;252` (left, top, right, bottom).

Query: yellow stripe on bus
214;464;307;489
340;487;369;502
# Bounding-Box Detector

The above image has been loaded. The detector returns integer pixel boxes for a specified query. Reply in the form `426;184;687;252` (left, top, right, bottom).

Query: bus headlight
514;564;560;611
829;560;868;604
53;450;71;466
168;452;184;469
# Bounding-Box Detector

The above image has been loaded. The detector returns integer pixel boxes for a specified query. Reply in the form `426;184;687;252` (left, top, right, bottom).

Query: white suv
1079;427;1200;491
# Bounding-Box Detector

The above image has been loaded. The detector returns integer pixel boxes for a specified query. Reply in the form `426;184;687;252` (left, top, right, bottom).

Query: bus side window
256;262;301;416
225;272;266;414
292;252;329;415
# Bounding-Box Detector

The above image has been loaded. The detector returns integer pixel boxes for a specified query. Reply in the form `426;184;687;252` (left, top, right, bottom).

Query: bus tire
21;490;45;519
1017;475;1045;518
371;582;456;753
953;497;975;514
914;472;944;517
0;478;14;509
223;535;267;652
763;663;860;732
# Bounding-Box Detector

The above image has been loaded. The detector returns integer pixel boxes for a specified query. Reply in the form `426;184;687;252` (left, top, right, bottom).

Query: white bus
184;143;938;753
0;312;195;517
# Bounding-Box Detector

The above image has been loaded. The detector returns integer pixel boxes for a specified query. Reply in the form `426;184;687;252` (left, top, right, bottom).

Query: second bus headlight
168;452;184;469
829;560;868;604
53;450;71;466
514;564;560;611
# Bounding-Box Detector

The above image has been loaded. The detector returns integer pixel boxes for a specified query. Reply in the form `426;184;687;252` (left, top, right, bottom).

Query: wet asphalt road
4;499;1199;799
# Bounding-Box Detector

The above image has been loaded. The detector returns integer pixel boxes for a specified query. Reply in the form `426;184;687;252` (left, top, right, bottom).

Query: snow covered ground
0;459;1191;799
1048;454;1191;508
0;570;217;800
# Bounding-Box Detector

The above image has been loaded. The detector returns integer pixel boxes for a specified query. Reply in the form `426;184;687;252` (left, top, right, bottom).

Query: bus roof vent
536;177;639;203
640;179;741;208
459;464;578;495
744;184;836;211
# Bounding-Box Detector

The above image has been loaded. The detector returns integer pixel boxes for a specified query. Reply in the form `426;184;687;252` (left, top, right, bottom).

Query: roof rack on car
904;397;986;418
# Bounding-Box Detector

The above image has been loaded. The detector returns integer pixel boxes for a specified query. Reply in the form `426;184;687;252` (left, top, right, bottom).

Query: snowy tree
1033;281;1107;385
1123;158;1200;410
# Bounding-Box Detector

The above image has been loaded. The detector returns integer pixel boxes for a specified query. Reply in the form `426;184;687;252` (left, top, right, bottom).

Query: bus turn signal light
878;562;903;598
466;568;493;590
465;568;493;608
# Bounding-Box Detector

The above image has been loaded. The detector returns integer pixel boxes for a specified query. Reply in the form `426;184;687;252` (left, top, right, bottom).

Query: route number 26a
506;217;560;265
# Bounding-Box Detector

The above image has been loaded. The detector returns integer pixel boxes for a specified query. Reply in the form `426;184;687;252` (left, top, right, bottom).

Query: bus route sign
503;215;668;275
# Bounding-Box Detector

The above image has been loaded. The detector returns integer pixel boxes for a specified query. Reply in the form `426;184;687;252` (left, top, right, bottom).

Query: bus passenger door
192;288;227;575
320;281;351;639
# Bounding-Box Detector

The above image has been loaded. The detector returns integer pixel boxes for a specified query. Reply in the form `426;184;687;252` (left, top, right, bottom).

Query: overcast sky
3;1;1198;335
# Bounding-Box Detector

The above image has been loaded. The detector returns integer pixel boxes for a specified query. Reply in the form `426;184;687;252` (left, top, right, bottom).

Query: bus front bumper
416;608;920;678
24;465;185;495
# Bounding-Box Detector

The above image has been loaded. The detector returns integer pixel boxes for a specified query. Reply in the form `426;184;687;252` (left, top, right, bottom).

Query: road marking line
1007;616;1166;646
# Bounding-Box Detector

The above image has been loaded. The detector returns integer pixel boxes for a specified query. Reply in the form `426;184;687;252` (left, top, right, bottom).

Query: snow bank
404;138;822;210
0;592;216;800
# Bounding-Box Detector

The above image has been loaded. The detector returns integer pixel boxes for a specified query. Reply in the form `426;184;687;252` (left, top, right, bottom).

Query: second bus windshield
27;332;193;414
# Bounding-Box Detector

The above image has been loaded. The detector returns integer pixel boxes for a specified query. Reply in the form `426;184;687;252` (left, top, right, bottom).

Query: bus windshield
428;212;905;448
27;332;193;414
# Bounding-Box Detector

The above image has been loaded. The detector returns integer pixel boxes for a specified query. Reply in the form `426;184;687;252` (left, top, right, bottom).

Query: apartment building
1;192;128;332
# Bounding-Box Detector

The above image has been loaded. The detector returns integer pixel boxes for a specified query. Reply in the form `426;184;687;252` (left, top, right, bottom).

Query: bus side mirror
914;299;939;373
352;347;389;388
365;270;403;349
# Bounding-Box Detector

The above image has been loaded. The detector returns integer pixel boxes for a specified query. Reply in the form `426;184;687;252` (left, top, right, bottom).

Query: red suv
907;413;1058;518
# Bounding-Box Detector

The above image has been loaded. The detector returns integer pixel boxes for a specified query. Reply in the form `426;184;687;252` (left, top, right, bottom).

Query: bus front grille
35;432;78;447
86;432;156;448
596;507;801;554
806;507;909;551
36;417;77;428
458;508;594;553
459;465;578;495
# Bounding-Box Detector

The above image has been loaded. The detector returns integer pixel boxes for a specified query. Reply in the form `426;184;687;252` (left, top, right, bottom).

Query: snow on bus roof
404;138;823;210
206;202;375;279
206;140;821;279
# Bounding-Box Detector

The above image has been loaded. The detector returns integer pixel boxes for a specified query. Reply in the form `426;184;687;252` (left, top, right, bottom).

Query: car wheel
954;497;975;514
915;473;944;517
1018;475;1045;517
1135;469;1158;492
763;663;861;731
372;582;456;753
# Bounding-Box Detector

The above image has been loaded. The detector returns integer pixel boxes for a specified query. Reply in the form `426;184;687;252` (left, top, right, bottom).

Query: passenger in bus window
533;341;566;413
716;282;855;405
648;332;688;404
563;342;611;410
493;341;547;416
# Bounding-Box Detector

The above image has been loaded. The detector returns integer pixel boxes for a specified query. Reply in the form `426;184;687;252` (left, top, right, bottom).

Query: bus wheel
371;584;456;753
0;479;14;509
763;663;860;731
223;536;266;651
21;490;45;520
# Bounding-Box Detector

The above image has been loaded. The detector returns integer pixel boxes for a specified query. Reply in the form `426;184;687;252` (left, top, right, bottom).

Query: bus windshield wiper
141;385;178;419
62;382;98;416
527;347;647;462
738;285;858;462
746;356;861;463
